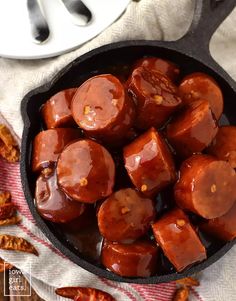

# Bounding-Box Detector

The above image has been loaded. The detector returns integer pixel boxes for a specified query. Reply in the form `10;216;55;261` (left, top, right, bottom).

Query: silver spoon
27;0;50;44
60;0;92;26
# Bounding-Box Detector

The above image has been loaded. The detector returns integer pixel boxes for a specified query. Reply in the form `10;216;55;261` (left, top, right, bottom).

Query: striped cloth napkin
0;0;236;300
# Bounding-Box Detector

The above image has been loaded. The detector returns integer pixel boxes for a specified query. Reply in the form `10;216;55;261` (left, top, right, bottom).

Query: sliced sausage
32;128;81;173
101;239;159;277
97;188;156;242
174;154;236;219
200;202;236;241
133;57;180;82
57;139;115;203
127;66;182;129
206;126;236;168
166;99;218;158
41;88;77;129
123;127;176;197
59;205;95;232
71;74;135;145
35;168;85;223
152;208;206;272
179;72;223;120
124;127;139;143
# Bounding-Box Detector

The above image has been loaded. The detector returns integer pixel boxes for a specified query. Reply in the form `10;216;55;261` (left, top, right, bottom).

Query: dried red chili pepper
172;287;189;301
176;277;199;287
56;287;116;301
0;215;21;226
0;235;38;256
0;257;13;272
0;203;16;220
0;191;11;205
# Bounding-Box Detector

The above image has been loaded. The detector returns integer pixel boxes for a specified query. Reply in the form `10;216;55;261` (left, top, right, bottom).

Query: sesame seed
211;184;217;193
83;105;91;115
154;95;163;104
190;91;199;98
141;184;148;192
112;99;119;106
121;207;130;214
176;219;186;227
80;178;88;186
41;167;53;177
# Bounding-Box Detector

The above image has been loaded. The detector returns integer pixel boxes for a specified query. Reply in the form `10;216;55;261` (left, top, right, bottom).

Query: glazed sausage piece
71;74;135;145
32;128;81;173
35;169;85;223
101;239;159;277
167;99;218;158
60;205;96;232
206;126;236;168
41;88;77;129
200;202;236;241
123;127;176;197
57;139;115;203
175;154;236;219
97;188;156;242
179;72;223;120
133;57;180;82
152;208;206;272
127;66;182;129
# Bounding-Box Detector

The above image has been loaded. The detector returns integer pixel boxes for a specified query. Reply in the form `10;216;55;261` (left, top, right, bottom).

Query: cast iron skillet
20;0;236;284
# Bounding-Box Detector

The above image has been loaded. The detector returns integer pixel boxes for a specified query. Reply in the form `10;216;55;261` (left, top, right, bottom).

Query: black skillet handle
177;0;236;60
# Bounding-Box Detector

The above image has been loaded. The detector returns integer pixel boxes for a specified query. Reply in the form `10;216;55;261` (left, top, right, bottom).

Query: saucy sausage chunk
101;239;159;277
174;154;236;219
97;188;155;242
127;67;182;129
207;126;236;168
35;169;85;223
32;128;81;173
124;127;176;197
167;99;218;157
57;140;115;203
133;57;180;82
179;72;223;120
200;202;236;241
152;208;206;272
71;74;135;145
41;88;77;129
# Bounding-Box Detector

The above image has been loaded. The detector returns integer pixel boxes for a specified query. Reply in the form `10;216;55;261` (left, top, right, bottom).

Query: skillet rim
20;39;236;284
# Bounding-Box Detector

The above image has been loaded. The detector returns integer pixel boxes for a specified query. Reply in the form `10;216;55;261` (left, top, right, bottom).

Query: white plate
0;0;130;59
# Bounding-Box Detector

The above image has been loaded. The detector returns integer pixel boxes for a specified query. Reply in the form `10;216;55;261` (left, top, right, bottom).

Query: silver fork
27;0;50;44
60;0;92;26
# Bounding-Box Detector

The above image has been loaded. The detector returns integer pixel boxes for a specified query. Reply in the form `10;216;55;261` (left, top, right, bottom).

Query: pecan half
0;235;38;256
56;287;116;301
